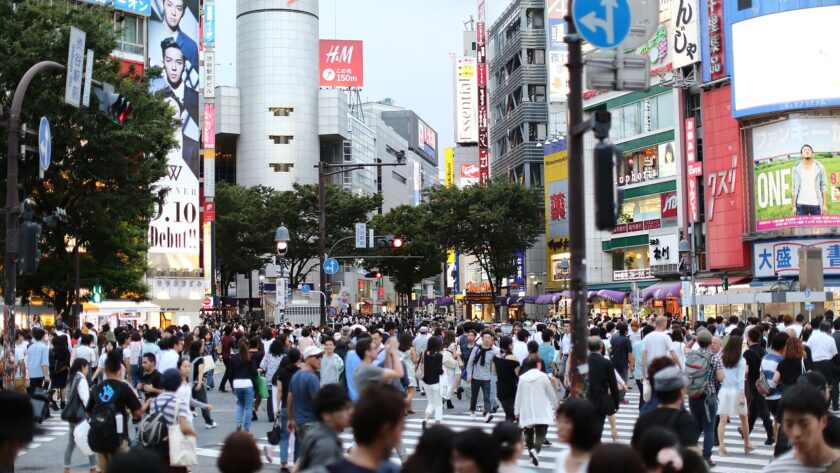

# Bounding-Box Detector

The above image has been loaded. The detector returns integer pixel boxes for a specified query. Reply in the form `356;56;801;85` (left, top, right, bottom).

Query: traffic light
18;198;41;276
94;83;133;125
377;234;404;249
365;268;382;279
92;284;103;303
722;272;729;291
591;111;622;231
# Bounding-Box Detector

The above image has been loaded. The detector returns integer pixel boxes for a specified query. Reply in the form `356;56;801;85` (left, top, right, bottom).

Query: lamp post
274;224;290;325
679;236;695;323
258;268;265;314
559;259;570;318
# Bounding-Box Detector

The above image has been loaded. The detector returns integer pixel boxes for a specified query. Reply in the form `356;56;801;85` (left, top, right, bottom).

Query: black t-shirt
631;407;698;450
776;358;805;388
273;365;300;408
138;370;163;398
493;356;520;401
86;379;142;437
743;345;766;385
192;357;204;384
421;352;443;385
326;458;378;473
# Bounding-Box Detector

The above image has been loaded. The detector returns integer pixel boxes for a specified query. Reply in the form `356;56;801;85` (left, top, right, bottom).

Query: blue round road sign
38;116;51;172
572;0;632;49
323;258;340;275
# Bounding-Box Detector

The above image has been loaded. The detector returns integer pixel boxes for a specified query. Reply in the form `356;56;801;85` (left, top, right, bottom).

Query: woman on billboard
792;144;828;216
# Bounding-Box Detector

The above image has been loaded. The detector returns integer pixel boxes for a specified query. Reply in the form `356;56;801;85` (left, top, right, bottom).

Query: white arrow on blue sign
38;116;51;172
805;302;815;312
323;258;340;275
572;0;632;49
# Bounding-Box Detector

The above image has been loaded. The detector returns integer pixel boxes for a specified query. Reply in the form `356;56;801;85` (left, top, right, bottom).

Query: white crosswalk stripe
17;415;70;457
195;389;776;472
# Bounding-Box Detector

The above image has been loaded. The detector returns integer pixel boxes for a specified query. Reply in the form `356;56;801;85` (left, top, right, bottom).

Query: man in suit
609;322;633;399
160;37;199;176
587;336;620;436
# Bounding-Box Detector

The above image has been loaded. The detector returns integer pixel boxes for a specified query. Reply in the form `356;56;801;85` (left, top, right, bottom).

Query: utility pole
564;6;589;399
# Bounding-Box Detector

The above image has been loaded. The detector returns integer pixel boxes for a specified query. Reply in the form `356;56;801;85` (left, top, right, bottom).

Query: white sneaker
205;421;217;429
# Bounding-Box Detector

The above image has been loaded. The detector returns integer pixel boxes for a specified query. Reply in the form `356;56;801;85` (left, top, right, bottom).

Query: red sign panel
476;21;490;186
702;85;748;270
661;192;678;219
707;0;725;80
684;118;702;223
612;219;661;234
202;201;216;223
319;40;364;88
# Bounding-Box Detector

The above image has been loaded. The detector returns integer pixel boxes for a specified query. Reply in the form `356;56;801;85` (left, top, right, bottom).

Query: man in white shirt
75;334;97;373
13;332;28;393
157;336;182;373
807;320;838;410
641;316;680;380
512;329;530;364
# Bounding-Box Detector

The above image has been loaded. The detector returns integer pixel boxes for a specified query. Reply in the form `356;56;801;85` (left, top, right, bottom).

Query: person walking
271;348;301;472
50;335;71;410
493;336;520;422
685;328;723;467
288;346;323;444
716;335;757;455
442;331;462;409
187;340;217;429
514;356;558;467
554;399;601;473
806;320;837;409
26;328;50;395
149;369;198;473
230;338;258;432
742;327;775;445
260;336;285;422
319;337;344;387
397;333;418;412
466;330;499;422
587;336;621;437
62;359;96;473
419;336;445;430
218;326;235;393
773;335;809;393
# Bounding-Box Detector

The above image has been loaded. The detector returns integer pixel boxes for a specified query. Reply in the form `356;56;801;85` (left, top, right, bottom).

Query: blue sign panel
79;0;151;16
203;2;215;46
572;0;631;49
323;258;339;275
514;251;525;286
38;117;51;172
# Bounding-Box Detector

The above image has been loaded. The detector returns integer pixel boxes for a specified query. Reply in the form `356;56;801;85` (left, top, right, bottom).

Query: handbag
267;420;281;445
61;375;87;424
169;398;198;466
642;378;652;402
755;371;772;397
74;421;94;456
203;355;216;371
256;374;269;400
415;353;425;381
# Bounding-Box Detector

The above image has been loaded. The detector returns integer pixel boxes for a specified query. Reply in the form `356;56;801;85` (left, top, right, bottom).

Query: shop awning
697;275;750;287
86;300;161;316
593;290;627;304
642;281;682;301
535;294;555;304
522;295;538;304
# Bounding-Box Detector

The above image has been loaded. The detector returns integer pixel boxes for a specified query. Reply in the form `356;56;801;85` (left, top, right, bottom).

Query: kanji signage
753;239;840;278
684;118;702;222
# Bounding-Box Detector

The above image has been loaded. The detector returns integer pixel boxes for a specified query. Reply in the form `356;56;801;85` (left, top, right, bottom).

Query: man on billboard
152;0;198;88
792;144;828;216
160;37;199;175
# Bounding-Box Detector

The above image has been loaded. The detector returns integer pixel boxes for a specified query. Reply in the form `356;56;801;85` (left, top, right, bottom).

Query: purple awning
535;294;555;304
643;282;682;301
522;295;538;304
595;290;627;304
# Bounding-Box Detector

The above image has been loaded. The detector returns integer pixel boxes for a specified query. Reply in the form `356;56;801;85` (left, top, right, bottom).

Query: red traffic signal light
377;234;405;249
94;83;132;125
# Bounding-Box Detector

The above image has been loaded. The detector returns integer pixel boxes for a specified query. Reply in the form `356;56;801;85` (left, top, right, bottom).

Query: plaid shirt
699;347;724;397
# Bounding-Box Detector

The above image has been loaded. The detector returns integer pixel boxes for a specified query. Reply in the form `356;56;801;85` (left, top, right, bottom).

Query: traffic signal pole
564;9;590;399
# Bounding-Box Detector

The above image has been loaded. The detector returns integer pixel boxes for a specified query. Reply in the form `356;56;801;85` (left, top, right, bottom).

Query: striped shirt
760;450;838;473
150;392;190;427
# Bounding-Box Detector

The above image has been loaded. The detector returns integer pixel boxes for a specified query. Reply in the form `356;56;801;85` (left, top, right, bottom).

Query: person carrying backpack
85;350;144;472
684;329;724;468
142;368;197;472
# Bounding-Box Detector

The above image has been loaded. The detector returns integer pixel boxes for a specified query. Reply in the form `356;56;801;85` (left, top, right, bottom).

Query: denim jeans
469;379;492;414
194;384;214;425
688;395;718;460
205;367;215;389
489;372;499;410
235;386;256;431
278;407;299;465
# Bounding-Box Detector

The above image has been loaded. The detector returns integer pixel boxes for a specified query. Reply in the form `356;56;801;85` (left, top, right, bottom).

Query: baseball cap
303;346;324;359
695;329;712;344
653;366;688;392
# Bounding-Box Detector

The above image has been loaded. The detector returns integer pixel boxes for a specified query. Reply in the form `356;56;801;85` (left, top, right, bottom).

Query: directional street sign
805;288;812;300
572;0;632;49
38;117;51;174
805;302;815;312
355;222;367;249
301;284;311;295
323;258;340;275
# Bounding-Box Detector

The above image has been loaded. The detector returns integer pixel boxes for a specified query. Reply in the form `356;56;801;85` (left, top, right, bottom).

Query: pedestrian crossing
18;415;70;457
194;389;776;472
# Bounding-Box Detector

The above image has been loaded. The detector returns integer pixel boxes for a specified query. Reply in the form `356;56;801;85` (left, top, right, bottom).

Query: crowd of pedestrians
4;310;840;473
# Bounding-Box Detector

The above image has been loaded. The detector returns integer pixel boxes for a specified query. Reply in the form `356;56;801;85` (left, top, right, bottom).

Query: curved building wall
236;0;320;189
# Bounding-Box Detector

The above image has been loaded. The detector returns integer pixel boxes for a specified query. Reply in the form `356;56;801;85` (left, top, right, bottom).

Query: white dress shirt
807;330;838;362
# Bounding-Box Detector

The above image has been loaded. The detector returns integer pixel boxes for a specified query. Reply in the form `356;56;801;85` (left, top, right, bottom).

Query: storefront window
616;141;676;187
620;195;660;222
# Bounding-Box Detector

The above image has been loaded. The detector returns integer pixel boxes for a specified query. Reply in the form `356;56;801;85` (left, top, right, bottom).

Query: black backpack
87;390;120;453
138;396;174;447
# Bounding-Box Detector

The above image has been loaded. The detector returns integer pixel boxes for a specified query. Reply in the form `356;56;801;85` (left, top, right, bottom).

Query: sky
215;0;514;156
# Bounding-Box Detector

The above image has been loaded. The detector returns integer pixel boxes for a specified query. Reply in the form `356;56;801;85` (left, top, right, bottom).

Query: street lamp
274;224;290;324
678;236;695;323
559;259;570;318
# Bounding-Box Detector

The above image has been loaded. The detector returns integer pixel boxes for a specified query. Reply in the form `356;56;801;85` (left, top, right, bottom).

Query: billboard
79;0;151;15
148;0;201;270
476;20;490;185
319;40;364;88
460;164;480;187
699;0;726;82
728;4;840;118
752;116;840;231
544;141;569;287
202;1;215;46
547;0;569;102
670;0;700;68
417;118;438;162
685;118;702;223
753;239;840;279
455;57;478;144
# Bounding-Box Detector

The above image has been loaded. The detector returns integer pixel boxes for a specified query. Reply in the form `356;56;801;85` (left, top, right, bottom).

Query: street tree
369;204;445;305
425;179;542;309
0;1;177;318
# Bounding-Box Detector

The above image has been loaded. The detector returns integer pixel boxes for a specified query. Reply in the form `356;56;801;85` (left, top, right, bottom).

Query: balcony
650;263;681;277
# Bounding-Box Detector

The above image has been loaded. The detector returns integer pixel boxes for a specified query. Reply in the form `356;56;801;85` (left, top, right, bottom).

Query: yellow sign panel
445;147;455;188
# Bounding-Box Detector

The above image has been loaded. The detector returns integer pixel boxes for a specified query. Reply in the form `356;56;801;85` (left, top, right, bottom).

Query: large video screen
752;117;840;231
731;5;840;118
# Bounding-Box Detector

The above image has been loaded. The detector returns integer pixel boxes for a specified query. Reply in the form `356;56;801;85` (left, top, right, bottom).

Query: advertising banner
685;118;701;222
203;1;215;46
661;192;678;224
203;50;215;98
445;147;455;188
514;252;525;286
79;0;151;15
203;103;215;148
753;239;840;278
476;20;489;185
752;117;840;231
455;57;478;144
460;164;480;187
547;0;569;102
149;0;201;270
699;0;725;82
417;119;437;161
545;144;569;240
319;40;364;88
670;0;700;68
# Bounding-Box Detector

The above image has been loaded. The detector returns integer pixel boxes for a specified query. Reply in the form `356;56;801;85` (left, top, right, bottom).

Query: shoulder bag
168;397;198;466
60;375;87;424
416;352;425;380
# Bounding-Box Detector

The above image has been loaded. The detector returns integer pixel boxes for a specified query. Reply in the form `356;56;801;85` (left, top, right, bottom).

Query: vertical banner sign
514;252;526;286
670;0;700;68
202;104;216;148
476;20;490;185
445;147;455;188
355;223;367;249
65;27;86;108
455;57;478;144
203;51;215;98
203;1;215;46
684;118;702;222
319;40;365;88
413;162;422;206
547;0;569;101
700;0;725;82
148;0;201;271
81;49;94;108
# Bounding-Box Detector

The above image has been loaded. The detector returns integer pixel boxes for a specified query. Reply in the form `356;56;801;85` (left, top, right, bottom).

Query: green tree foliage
369;204;445;301
0;1;177;316
426;179;542;302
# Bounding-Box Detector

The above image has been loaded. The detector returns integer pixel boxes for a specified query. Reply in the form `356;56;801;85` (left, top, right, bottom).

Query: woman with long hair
176;357;213;423
442;330;461;409
773;335;809;392
717;335;755;455
402;424;454;473
202;328;217;391
50;334;71;409
398;333;418;413
63;358;95;473
271;347;302;470
188;339;217;428
493;336;520;422
515;356;558;467
420;336;445;429
91;340;116;382
248;335;264;422
493;421;527;473
554;399;601;473
231;338;258;432
259;335;286;423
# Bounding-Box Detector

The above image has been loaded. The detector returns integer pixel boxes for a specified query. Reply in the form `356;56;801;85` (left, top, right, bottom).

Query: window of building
528;85;546;103
269;107;294;116
528;122;547;141
529;162;543;188
612;246;650;271
527;49;546;65
114;14;144;55
649;93;675;131
616;141;677;187
269;135;294;144
269;163;294;172
526;8;545;29
391;171;407;185
619;195;661;222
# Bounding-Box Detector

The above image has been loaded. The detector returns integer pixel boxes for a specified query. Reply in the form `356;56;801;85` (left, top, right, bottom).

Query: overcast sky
215;0;513;153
